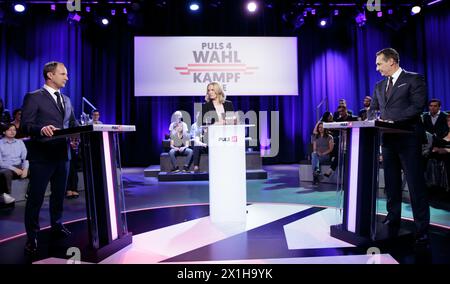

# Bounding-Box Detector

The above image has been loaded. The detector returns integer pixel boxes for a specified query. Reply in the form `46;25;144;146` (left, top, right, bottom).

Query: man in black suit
422;99;449;139
21;61;78;254
370;48;430;245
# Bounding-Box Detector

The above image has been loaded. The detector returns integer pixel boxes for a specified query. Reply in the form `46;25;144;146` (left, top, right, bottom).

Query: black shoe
312;175;319;185
415;233;430;246
51;225;71;239
24;238;37;254
382;218;400;227
324;169;333;178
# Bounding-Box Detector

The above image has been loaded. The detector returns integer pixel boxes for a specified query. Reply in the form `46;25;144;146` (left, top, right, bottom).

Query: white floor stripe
284;208;354;249
167;254;398;264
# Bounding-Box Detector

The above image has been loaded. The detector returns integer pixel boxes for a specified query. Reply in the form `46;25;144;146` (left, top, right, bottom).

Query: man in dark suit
370;48;430;245
422;99;449;139
21;61;78;254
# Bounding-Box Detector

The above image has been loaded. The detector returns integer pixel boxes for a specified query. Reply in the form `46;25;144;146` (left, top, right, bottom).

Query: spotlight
189;2;200;11
388;9;393;15
123;8;127;14
334;10;339;16
319;19;327;27
377;11;382;17
111;9;116;16
51;4;56;11
247;1;257;13
13;3;26;13
411;6;421;15
311;9;316;15
101;18;109;25
86;6;91;13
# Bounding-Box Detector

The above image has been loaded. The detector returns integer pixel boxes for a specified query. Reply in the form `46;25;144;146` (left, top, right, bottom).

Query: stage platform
2;203;448;264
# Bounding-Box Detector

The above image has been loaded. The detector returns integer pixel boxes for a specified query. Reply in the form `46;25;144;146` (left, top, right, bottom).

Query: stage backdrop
134;36;298;96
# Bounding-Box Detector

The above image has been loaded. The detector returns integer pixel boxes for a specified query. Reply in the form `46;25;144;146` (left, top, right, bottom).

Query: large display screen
134;36;298;96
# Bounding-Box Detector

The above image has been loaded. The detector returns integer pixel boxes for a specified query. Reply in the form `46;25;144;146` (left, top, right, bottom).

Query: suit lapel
62;95;69;120
41;88;61;113
41;88;64;117
380;79;388;106
386;70;406;104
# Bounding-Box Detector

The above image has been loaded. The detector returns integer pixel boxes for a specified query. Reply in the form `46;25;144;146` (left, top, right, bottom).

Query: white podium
208;124;253;223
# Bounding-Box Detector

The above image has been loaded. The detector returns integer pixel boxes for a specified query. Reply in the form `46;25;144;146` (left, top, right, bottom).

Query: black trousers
0;166;21;194
24;160;69;239
382;124;430;235
193;146;208;167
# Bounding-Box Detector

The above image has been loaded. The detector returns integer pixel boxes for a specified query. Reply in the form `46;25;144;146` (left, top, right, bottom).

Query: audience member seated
169;111;188;134
323;106;356;177
0;99;11;133
422;99;448;140
88;109;103;125
426;114;450;194
311;122;334;185
66;137;81;199
358;96;372;121
169;122;193;172
0;124;29;205
333;99;353;121
191;112;207;172
335;105;358;122
11;108;27;139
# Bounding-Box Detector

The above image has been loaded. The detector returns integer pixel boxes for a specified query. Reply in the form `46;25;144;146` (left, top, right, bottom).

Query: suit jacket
21;88;78;161
370;70;427;123
201;100;235;125
422;111;449;139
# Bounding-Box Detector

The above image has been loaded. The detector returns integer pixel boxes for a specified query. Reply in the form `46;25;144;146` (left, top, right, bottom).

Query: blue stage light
14;3;25;13
189;3;200;11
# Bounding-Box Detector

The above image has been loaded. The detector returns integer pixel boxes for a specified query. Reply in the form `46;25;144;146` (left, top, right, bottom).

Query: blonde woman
201;82;235;125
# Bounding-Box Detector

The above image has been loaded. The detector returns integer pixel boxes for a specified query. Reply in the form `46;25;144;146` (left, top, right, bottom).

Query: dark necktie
385;76;393;99
54;91;64;114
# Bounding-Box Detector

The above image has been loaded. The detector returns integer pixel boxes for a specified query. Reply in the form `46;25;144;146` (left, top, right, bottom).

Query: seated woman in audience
0;124;28;204
169;122;193;172
311;122;334;185
313;111;338;178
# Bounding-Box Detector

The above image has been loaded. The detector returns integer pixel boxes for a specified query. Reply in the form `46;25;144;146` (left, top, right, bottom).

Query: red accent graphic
232;136;237;142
